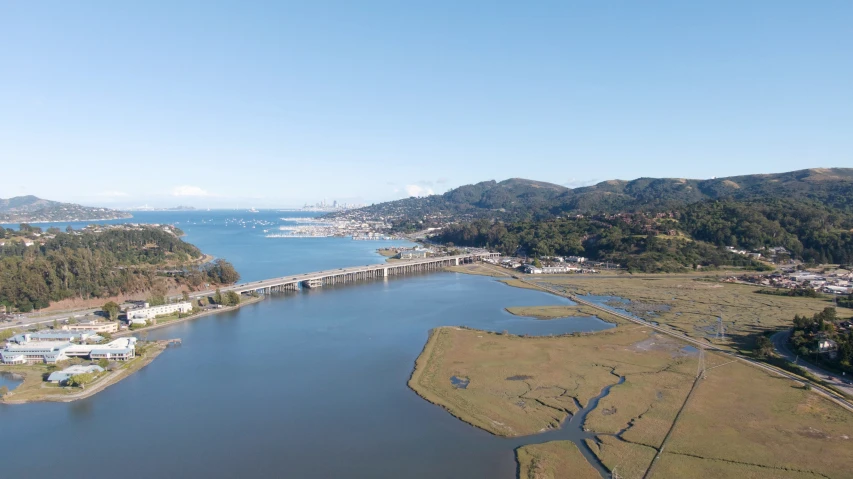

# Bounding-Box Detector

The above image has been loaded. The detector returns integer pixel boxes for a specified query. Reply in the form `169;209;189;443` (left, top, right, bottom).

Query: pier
190;252;500;297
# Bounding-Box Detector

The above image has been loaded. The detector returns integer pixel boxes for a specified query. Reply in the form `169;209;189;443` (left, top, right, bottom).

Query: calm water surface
1;211;615;478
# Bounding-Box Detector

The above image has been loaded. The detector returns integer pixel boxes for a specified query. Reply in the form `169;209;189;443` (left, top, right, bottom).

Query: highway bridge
190;252;501;298
0;252;500;332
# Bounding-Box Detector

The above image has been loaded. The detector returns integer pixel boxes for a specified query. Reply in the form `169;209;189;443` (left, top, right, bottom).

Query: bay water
0;211;614;478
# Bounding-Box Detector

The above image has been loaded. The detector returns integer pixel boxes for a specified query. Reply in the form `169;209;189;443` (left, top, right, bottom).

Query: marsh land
409;264;853;478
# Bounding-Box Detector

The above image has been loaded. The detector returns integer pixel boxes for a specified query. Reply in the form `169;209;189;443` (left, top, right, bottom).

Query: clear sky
1;1;851;208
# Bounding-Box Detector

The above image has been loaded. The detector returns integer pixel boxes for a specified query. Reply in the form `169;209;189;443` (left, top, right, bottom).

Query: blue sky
1;1;851;208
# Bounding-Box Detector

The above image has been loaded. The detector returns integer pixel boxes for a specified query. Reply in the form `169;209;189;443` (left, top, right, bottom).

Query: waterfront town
727;267;853;295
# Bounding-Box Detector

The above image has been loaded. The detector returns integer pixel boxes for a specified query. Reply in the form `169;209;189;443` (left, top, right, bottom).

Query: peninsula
0;195;131;223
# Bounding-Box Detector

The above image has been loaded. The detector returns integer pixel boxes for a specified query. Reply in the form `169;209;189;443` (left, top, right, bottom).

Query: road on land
771;330;853;396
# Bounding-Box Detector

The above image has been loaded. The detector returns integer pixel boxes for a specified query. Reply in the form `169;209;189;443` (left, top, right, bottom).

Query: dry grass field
408;325;694;437
410;326;853;479
586;436;656;479
445;263;510;277
516;441;601;479
530;275;851;351
504;305;626;322
659;355;853;478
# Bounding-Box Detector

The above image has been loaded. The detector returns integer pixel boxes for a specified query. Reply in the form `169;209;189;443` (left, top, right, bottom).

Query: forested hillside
337;168;853;273
434;198;853;272
0;227;239;311
335;168;853;224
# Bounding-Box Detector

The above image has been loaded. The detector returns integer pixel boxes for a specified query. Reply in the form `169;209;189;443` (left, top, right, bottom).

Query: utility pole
716;314;725;341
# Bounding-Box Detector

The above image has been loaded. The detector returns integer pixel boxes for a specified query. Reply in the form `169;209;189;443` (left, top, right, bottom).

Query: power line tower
696;345;706;379
716;315;725;341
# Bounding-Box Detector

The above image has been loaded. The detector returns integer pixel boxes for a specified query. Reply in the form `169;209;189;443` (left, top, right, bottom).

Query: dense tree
102;301;120;320
0;228;238;310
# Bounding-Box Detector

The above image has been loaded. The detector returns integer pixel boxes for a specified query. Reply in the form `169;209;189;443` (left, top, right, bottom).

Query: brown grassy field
652;452;822;479
528;275;852;351
410;325;853;479
505;305;622;321
586;436;656;479
516;441;601;479
446;263;510;277
408;325;695;437
659;355;853;478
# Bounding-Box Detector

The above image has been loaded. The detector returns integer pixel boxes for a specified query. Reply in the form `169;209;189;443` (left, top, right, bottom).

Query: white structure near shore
126;302;192;323
47;364;105;384
62;321;119;334
1;337;137;365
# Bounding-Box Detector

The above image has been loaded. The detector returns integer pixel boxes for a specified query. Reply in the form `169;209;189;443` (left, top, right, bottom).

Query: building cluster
300;199;365;212
396;246;435;259
493;255;608;275
47;364;106;384
1;332;137;365
725;245;792;264
124;302;193;324
728;269;853;295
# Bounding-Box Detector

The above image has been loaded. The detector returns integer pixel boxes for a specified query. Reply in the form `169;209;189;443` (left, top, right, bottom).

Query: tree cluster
789;307;852;374
0;229;239;311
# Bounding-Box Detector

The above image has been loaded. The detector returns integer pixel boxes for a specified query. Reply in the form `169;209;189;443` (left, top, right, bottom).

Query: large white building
1;337;137;365
63;321;119;334
8;330;99;343
126;302;192;323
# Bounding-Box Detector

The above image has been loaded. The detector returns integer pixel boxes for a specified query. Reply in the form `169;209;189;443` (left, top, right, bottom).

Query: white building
126;302;192;323
8;331;98;344
524;265;543;274
398;250;429;259
63;321;119;334
1;337;137;364
824;285;853;295
541;266;579;274
566;256;587;263
47;365;105;384
0;341;71;364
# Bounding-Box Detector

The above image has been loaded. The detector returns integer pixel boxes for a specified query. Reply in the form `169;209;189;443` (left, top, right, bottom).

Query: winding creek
508;375;627;478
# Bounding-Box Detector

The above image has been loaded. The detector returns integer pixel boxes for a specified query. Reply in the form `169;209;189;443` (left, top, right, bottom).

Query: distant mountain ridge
0;195;131;223
338;168;853;220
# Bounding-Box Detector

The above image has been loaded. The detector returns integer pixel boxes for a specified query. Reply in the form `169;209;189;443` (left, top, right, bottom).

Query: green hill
334;168;853;272
0;195;131;223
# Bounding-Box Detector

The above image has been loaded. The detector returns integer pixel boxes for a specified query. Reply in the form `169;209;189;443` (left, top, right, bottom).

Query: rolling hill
0;196;131;223
335;168;853;222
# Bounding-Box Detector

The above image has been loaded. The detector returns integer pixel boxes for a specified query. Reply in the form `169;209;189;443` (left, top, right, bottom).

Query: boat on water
248;207;259;213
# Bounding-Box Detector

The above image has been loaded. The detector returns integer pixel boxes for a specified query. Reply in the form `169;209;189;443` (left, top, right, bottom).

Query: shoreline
0;340;169;404
0;214;134;225
115;295;265;337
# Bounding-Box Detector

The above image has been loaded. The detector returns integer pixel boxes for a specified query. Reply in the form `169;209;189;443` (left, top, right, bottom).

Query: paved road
1;307;105;332
1;254;483;332
516;276;853;413
771;330;853;396
184;253;480;299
